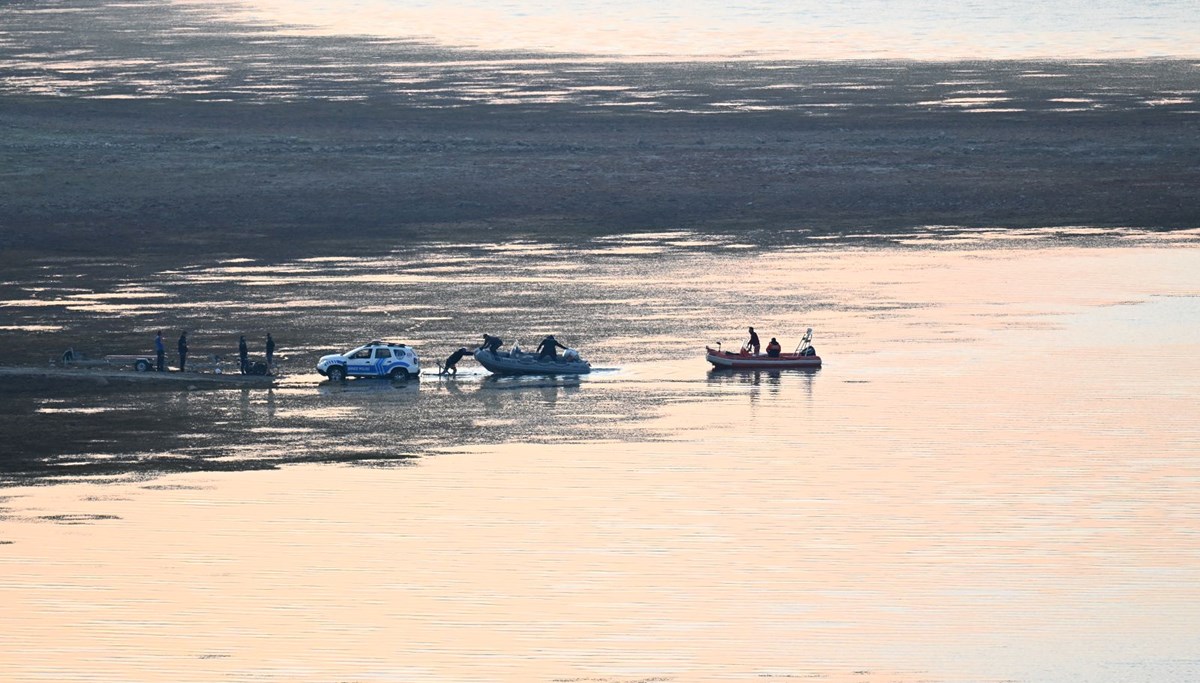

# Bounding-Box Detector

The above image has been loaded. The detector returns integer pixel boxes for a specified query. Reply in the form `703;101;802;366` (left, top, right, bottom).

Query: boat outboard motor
801;346;816;357
563;348;580;361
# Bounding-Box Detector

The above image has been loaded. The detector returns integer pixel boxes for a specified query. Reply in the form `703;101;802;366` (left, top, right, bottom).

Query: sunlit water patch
2;1;1198;115
2;229;1200;682
175;0;1200;60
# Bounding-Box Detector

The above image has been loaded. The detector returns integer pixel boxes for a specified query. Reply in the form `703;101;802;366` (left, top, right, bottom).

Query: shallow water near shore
2;229;1200;682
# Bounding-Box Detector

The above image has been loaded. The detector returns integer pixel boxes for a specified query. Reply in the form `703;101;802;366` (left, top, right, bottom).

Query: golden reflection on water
2;236;1200;682
5;4;1198;113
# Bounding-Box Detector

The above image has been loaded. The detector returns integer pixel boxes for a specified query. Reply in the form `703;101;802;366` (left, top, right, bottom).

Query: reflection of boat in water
479;374;583;391
476;373;581;409
706;367;808;382
316;378;420;395
706;328;822;369
474;348;592;376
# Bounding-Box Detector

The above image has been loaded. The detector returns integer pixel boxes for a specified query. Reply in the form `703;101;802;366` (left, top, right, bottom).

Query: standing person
155;330;165;372
746;327;761;355
536;334;567;361
766;337;782;358
265;333;275;368
238;335;249;374
177;331;189;373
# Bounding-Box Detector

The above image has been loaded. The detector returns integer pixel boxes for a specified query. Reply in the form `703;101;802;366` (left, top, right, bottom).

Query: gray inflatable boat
473;348;592;375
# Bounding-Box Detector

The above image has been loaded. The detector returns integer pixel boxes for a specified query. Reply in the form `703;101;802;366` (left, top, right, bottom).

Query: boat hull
474;349;592;375
705;347;821;369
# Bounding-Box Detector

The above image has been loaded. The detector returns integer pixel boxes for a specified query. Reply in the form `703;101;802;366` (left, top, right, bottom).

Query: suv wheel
389;367;410;381
327;365;346;382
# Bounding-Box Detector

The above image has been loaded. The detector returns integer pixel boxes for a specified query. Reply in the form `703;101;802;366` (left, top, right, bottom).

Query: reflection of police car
316;341;421;381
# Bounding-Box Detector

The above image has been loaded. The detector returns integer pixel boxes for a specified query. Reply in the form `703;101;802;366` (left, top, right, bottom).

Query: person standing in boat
536;334;568;361
766;337;782;358
746;327;761;355
480;334;504;354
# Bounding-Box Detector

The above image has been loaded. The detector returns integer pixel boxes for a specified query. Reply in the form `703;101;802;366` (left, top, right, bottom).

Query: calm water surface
2;230;1200;682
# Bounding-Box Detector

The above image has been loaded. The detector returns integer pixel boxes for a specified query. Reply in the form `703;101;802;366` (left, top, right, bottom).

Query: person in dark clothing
238;335;249;374
536;334;567;361
155;331;165;372
265;333;275;367
766;337;782;358
746;327;761;355
177;331;189;372
480;334;503;354
438;347;471;376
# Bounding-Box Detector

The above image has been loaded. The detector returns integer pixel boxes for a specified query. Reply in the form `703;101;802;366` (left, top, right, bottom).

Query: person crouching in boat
480;334;504;354
537;334;568;360
766;338;782;358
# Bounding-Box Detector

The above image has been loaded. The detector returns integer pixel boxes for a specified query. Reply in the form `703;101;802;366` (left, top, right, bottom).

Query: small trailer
41;349;277;387
103;354;158;371
59;349;157;371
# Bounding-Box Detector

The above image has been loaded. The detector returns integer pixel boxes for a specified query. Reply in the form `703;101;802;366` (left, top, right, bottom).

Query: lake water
5;1;1198;112
3;228;1200;682
182;0;1200;59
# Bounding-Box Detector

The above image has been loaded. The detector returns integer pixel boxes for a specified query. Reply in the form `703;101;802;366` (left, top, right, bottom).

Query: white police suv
316;341;421;381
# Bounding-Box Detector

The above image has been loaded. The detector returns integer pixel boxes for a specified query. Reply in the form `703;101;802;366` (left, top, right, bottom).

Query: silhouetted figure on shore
178;331;189;372
238;335;249;374
265;333;275;367
155;331;165;372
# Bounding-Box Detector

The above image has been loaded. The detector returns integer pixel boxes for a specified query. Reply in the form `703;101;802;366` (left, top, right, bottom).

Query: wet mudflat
2;229;1200;682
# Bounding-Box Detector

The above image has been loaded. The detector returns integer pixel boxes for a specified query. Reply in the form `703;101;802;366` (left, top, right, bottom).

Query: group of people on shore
744;327;783;357
153;330;275;373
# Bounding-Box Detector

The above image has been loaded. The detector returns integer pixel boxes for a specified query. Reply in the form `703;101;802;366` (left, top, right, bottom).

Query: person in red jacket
766;338;782;358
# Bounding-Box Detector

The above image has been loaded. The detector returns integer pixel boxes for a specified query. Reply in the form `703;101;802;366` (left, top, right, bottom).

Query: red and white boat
705;328;822;369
